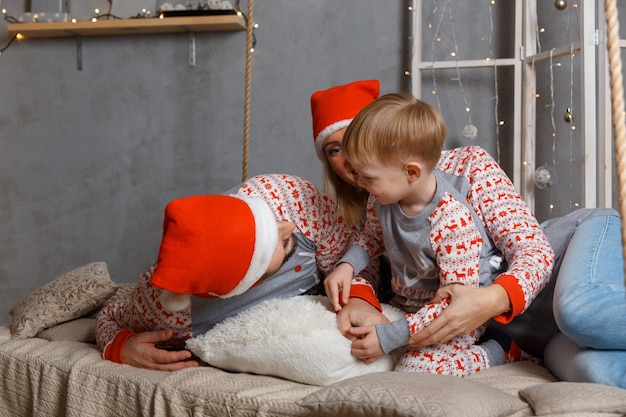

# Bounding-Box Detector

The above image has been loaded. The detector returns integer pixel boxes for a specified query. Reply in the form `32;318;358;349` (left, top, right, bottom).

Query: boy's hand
349;325;384;363
324;262;354;311
122;329;200;371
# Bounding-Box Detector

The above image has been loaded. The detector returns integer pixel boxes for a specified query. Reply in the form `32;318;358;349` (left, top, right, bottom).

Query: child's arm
328;196;386;311
324;262;355;311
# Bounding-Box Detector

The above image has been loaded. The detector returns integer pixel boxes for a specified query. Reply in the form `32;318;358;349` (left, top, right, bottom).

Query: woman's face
322;128;358;188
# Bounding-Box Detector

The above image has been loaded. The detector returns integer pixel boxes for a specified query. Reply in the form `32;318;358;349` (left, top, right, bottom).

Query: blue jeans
544;214;626;388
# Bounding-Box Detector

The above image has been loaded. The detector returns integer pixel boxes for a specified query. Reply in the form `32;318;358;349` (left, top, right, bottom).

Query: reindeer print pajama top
340;146;555;377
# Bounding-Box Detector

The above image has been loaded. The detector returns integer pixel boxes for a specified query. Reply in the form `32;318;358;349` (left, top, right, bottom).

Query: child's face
351;158;409;205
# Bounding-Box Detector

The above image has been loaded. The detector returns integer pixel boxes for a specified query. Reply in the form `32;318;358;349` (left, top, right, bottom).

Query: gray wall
1;0;622;326
0;0;407;324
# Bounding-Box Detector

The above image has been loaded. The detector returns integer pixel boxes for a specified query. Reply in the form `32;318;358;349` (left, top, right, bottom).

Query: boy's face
351;158;410;205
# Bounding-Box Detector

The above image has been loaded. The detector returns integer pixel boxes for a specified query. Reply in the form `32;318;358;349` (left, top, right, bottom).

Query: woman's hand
122;329;200;371
408;284;510;347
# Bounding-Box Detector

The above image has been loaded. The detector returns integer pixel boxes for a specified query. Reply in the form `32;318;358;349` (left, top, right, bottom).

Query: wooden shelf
7;14;246;38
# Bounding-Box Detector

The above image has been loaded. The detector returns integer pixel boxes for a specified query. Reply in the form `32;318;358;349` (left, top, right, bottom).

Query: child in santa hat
95;173;382;370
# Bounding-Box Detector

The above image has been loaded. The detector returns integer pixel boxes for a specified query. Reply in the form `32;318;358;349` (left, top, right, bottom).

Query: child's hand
336;298;389;340
324;262;354;311
349;325;384;363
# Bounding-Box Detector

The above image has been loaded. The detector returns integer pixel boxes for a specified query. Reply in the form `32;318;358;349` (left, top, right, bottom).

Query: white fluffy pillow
186;295;405;386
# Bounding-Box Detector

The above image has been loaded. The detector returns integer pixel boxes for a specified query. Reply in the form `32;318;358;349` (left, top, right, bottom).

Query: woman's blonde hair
343;93;446;169
321;156;368;228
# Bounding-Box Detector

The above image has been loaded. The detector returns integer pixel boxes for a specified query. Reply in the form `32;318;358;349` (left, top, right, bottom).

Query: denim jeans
544;214;626;388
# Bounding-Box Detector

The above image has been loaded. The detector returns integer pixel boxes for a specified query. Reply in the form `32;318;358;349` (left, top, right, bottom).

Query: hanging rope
605;0;626;271
241;0;254;181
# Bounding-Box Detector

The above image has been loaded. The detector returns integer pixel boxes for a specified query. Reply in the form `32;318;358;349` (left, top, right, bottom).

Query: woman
310;79;379;228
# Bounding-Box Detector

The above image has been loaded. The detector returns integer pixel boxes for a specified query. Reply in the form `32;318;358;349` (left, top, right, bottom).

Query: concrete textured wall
1;1;621;326
0;0;406;324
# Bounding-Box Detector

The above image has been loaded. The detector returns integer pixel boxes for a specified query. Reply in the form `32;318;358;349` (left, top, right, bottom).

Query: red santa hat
150;194;278;311
310;79;380;160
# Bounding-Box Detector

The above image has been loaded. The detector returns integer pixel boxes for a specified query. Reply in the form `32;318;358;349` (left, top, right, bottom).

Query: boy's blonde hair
343;93;447;169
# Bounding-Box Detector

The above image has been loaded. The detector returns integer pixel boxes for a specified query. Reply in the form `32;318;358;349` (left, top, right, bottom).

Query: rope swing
242;0;254;181
604;0;626;275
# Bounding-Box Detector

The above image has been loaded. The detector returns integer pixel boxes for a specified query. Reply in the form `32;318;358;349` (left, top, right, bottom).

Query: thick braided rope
242;0;254;181
605;0;626;271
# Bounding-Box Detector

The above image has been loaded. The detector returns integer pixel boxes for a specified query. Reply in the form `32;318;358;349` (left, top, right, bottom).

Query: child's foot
504;338;543;365
480;327;543;366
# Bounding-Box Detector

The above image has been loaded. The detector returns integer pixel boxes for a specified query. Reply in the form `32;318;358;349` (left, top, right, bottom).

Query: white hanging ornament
534;165;557;189
462;124;478;141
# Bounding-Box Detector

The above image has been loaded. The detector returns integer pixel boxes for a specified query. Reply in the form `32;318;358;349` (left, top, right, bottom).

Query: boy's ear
404;161;422;182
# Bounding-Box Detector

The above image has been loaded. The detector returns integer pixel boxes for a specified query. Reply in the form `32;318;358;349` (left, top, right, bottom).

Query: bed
2;262;625;417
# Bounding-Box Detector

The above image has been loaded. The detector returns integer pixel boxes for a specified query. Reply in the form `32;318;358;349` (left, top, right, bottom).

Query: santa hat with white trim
310;79;380;160
150;194;278;312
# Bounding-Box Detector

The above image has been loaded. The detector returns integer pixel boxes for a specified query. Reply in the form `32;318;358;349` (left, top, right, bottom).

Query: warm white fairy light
542;48;557;217
488;0;500;160
428;0;446;115
567;44;576;209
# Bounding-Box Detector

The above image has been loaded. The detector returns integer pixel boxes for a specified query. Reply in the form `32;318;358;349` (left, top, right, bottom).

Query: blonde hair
343;93;446;169
321;156;368;228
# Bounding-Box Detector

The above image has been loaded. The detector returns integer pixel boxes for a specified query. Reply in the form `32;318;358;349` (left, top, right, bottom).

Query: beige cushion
10;262;117;339
37;318;96;343
520;382;626;416
297;371;528;417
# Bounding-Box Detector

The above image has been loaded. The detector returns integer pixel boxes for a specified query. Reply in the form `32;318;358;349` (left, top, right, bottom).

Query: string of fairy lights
411;0;500;161
532;1;580;217
407;0;581;216
0;0;255;56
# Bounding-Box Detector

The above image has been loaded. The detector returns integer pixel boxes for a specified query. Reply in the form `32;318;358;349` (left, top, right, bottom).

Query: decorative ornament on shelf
462;124;478;141
563;108;574;123
554;0;568;11
534;165;557;189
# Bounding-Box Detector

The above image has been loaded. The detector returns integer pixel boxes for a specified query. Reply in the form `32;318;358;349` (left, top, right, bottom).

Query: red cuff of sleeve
104;330;135;363
347;285;382;312
492;275;524;324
